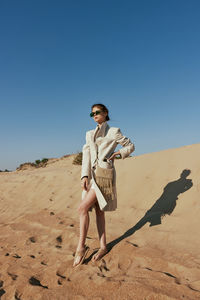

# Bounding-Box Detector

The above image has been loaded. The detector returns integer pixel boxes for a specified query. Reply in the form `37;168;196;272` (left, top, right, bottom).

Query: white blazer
81;121;135;211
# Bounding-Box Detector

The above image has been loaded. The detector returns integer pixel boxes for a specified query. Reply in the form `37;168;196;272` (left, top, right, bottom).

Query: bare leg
92;202;108;261
95;202;107;248
73;188;97;266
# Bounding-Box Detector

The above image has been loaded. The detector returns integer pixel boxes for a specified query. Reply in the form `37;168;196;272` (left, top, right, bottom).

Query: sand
0;143;200;300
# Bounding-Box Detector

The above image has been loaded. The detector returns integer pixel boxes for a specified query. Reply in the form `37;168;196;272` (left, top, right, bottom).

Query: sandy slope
0;144;200;300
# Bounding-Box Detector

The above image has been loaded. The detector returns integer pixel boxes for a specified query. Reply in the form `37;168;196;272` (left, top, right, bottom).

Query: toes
73;256;81;266
92;248;107;262
92;253;99;262
92;255;96;262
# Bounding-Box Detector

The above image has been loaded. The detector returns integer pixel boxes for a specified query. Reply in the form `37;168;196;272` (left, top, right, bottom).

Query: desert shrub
73;152;82;165
34;158;49;167
17;158;49;170
17;162;35;170
41;158;48;163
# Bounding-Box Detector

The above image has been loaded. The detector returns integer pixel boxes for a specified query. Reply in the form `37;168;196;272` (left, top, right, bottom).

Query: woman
73;103;135;267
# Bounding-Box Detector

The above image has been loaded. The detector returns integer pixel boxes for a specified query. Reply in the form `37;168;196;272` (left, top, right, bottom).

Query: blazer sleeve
81;131;91;180
115;128;135;159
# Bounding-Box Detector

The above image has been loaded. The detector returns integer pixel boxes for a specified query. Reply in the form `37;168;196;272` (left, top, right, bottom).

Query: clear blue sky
0;0;199;171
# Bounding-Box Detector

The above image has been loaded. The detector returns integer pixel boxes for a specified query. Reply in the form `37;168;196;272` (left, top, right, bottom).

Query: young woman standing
73;104;135;267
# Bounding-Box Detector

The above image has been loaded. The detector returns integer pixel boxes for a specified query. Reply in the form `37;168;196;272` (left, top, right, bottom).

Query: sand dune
0;143;200;299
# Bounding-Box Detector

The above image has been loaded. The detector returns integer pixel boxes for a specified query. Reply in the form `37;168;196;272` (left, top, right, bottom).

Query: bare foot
73;245;89;267
92;247;108;262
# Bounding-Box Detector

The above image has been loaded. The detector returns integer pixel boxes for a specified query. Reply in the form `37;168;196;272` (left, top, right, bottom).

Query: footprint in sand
56;271;66;285
97;272;106;278
7;271;18;280
56;271;66;279
29;276;48;289
29;236;37;243
188;281;200;292
56;235;62;243
40;256;49;265
15;290;22;300
0;281;5;297
13;254;21;259
98;259;109;272
55;235;63;248
117;258;132;272
57;279;62;285
0;288;6;297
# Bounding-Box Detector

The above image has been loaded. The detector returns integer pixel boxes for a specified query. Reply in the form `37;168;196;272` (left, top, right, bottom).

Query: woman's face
92;106;107;124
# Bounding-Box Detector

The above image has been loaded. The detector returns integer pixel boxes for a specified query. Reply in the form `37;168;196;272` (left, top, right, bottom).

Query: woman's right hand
81;177;89;191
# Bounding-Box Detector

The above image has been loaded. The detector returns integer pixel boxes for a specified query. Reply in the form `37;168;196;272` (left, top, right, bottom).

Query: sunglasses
90;110;102;117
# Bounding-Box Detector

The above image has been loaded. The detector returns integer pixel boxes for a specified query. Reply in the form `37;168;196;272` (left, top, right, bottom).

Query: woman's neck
97;120;106;128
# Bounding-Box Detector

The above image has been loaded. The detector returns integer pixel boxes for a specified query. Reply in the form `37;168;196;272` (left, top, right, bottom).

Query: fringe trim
95;166;114;201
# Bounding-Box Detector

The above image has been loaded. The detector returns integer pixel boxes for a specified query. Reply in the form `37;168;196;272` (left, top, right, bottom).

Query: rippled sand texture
0;144;200;300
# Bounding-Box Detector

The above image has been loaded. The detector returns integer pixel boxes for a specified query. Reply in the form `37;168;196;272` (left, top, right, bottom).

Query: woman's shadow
106;169;193;251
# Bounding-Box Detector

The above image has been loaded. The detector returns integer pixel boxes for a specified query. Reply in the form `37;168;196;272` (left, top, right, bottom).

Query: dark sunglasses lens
90;110;101;117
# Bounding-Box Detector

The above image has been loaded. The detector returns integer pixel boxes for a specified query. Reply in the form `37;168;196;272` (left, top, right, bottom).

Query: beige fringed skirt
89;164;114;200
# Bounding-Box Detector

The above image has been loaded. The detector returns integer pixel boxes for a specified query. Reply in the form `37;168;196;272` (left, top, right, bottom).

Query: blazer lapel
90;121;110;166
92;124;100;143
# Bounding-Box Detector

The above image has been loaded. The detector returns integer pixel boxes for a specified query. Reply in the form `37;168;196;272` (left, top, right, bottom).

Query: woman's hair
91;103;110;121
